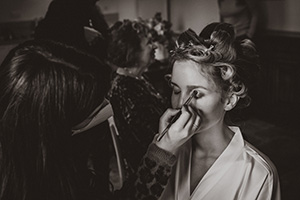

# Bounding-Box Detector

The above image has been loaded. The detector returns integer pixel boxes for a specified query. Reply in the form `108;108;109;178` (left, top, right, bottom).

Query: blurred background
0;0;299;199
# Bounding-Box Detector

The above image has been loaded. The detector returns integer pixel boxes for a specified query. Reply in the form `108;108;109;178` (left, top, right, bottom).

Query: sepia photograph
0;0;299;199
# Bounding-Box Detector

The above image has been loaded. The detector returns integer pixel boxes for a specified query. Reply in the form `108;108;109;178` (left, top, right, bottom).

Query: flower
136;13;175;62
143;12;174;49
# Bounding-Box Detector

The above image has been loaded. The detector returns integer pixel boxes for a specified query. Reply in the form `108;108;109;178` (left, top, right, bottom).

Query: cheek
171;94;180;109
194;98;225;119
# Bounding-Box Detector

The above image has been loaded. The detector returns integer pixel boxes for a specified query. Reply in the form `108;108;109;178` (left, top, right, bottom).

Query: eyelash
172;88;180;95
194;91;204;99
172;88;204;99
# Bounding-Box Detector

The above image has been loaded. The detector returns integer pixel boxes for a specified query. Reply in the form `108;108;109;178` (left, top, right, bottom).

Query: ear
224;93;239;111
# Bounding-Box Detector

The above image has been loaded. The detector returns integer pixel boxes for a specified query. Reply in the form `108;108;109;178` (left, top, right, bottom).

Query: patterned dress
94;143;176;200
108;72;168;172
120;143;177;200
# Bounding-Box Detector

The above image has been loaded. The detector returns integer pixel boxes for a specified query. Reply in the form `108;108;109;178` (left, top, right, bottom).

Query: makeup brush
156;90;198;142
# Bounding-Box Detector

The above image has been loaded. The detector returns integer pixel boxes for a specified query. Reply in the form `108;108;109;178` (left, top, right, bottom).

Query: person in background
34;2;113;194
34;0;109;59
218;0;259;41
158;23;281;199
0;39;190;200
107;19;168;172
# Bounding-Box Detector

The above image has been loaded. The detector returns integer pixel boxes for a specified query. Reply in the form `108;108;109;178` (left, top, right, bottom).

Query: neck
192;123;233;157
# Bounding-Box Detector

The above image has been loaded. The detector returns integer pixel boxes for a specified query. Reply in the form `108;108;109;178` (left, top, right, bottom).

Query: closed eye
172;87;181;95
170;83;181;95
193;90;204;99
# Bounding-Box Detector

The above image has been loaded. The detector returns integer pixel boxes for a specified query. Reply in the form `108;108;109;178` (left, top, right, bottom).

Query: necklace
116;67;143;79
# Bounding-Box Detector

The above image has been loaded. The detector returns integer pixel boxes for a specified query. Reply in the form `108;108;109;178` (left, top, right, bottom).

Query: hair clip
208;45;214;51
175;40;179;47
188;41;195;46
204;45;214;53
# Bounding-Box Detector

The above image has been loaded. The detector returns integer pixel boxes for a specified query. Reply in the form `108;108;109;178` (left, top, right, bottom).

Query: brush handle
156;110;181;142
156;90;198;142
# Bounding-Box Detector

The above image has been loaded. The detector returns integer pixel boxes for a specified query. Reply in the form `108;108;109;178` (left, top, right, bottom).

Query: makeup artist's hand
154;105;201;154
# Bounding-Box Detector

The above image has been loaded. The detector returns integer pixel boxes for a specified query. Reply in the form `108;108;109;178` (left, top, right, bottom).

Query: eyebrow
170;81;208;91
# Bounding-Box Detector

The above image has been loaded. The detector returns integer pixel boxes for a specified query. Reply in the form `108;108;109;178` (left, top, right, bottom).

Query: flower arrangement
143;12;175;61
146;13;174;47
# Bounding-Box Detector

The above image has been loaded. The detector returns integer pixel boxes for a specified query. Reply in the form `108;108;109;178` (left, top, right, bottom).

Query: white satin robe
159;127;281;200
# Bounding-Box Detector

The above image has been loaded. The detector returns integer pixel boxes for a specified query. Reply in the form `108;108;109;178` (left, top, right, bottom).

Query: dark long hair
0;39;111;200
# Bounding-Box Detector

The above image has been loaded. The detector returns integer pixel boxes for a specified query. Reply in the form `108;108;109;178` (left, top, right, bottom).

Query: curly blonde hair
171;23;260;109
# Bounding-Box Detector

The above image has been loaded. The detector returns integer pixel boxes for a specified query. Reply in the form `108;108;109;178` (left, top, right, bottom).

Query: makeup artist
0;39;197;200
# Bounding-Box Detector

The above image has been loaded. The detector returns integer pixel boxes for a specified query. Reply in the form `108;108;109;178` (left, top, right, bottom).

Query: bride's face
170;60;227;131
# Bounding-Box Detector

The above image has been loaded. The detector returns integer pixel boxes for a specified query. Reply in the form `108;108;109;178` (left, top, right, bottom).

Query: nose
151;42;157;50
172;93;189;109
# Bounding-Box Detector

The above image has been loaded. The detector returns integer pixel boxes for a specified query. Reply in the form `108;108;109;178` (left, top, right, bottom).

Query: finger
159;108;180;133
160;109;179;127
161;108;180;122
171;105;191;130
186;106;201;132
153;133;160;142
185;105;196;129
183;105;193;128
193;114;202;131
